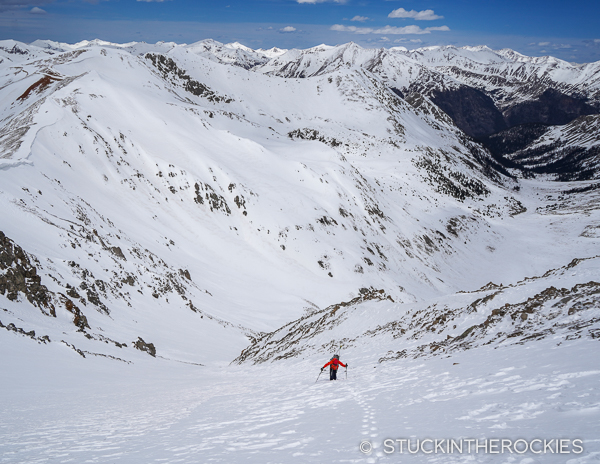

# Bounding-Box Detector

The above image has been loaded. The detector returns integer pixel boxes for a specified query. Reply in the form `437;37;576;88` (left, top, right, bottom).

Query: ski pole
315;369;323;383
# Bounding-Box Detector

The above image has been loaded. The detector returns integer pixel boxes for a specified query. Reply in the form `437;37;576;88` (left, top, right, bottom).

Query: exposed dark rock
233;288;392;364
426;84;600;180
61;340;86;358
0;44;29;56
17;74;62;101
121;274;136;286
193;183;204;204
109;246;126;260
379;279;600;363
413;152;490;201
133;337;156;357
510;144;600;181
145;53;233;103
562;183;600;195
84;285;109;315
0;231;55;315
390;87;404;99
0;318;48;342
288;128;342;147
194;182;231;214
317;216;338;226
65;284;81;300
61;295;90;330
477;123;550;159
0;231;96;330
504;89;598;128
233;195;246;210
179;269;191;280
429;86;507;138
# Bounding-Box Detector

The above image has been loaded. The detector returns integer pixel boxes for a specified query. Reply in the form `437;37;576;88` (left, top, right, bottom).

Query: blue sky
1;0;600;62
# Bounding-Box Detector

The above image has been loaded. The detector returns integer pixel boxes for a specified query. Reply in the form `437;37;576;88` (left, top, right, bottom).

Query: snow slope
2;313;598;463
1;38;598;359
0;42;544;362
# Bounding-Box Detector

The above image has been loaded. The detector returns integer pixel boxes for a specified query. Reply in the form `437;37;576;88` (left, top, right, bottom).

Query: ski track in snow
1;337;599;463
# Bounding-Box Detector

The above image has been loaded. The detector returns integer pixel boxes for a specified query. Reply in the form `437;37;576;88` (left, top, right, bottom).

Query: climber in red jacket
322;354;347;381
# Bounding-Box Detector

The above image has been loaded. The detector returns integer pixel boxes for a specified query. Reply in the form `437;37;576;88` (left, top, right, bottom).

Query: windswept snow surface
1;335;599;463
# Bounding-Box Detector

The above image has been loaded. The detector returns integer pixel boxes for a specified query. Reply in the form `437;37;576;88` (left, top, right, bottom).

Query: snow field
1;334;599;463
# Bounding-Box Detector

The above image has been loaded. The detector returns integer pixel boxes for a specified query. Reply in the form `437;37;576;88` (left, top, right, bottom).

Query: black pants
330;368;337;380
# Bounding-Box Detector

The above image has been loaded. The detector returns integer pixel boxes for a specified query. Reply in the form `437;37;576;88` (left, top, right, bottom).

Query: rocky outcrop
0;231;54;314
133;337;156;357
234;258;600;366
478;115;600;180
0;231;89;329
145;53;233;103
380;280;600;362
0;318;51;343
233;288;393;364
421;83;600;180
504;89;598;128
429;86;507;138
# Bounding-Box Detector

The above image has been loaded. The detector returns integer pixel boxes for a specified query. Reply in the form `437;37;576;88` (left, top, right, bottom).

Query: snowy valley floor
1;334;599;464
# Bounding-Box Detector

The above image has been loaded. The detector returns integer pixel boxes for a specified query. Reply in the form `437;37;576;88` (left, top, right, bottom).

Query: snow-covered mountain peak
255;46;288;58
70;38;134;49
495;47;531;61
400;44;508;66
308;43;337;53
224;41;254;52
181;38;269;69
462;45;493;52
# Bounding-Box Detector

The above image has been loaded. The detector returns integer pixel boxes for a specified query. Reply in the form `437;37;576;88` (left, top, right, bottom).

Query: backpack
330;356;340;370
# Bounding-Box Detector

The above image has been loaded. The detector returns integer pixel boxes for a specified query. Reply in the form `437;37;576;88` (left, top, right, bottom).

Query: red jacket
323;358;346;370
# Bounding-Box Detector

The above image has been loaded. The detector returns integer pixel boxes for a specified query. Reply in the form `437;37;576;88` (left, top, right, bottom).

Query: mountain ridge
0;38;598;366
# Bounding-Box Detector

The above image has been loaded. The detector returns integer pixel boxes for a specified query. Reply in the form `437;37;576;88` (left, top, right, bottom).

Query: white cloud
351;15;369;22
330;24;371;34
394;38;423;45
30;6;46;14
423;26;449;32
331;24;449;35
280;26;297;33
537;42;572;49
388;8;443;20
